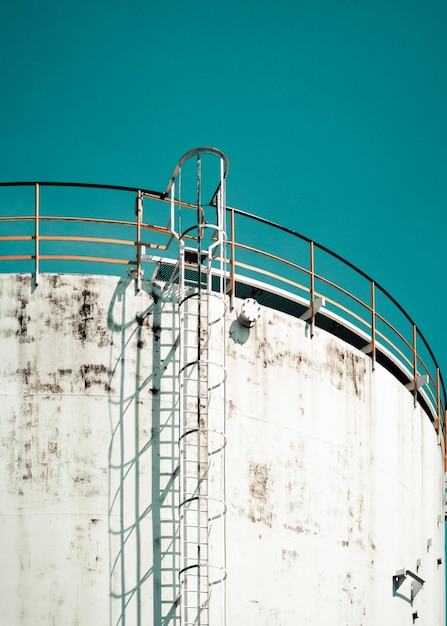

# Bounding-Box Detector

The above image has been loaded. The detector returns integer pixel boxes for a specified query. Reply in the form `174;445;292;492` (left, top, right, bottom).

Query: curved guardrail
0;180;445;467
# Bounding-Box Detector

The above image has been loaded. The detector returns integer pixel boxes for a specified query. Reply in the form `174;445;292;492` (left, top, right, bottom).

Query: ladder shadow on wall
107;277;180;625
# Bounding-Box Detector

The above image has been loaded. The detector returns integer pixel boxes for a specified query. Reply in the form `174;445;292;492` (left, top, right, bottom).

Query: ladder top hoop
165;146;230;197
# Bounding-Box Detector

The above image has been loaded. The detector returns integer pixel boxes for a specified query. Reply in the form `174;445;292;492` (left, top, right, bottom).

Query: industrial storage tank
0;148;445;625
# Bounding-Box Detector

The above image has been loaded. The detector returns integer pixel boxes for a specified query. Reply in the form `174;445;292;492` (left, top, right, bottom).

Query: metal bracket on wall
299;296;325;322
393;569;424;605
300;296;325;337
404;375;429;392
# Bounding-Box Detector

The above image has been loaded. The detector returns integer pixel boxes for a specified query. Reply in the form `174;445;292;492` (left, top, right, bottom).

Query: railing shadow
107;276;180;625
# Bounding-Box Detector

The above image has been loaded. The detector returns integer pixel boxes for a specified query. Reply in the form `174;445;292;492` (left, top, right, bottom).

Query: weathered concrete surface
0;273;444;625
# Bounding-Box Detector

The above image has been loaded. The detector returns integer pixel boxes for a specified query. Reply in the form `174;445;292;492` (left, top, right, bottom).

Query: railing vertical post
35;183;39;285
371;281;376;371
412;324;418;407
436;367;441;436
136;189;142;292
310;241;315;336
229;208;235;311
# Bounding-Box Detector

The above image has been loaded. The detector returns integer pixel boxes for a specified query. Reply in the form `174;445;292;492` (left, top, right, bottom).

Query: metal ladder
155;290;181;625
166;148;229;626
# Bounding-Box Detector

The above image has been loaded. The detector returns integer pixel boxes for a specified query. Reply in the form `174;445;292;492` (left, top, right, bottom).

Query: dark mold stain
80;364;111;390
48;441;58;455
39;383;63;393
281;548;299;565
74;476;88;484
18;363;32;386
136;313;152;327
43;288;78;334
249;462;269;501
58;369;73;377
248;461;273;527
22;461;33;480
16;298;34;343
97;327;109;348
255;337;311;373
327;342;366;399
77;290;95;343
15;364;67;396
74;287;109;347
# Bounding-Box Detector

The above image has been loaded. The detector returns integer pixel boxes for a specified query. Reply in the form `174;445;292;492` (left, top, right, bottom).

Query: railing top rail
228;205;445;402
0;180;166;198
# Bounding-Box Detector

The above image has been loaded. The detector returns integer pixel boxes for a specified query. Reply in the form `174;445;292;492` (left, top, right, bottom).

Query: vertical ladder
166;148;229;626
156;290;181;624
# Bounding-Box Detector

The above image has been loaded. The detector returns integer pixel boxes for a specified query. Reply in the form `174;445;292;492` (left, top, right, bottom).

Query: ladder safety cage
166;147;229;626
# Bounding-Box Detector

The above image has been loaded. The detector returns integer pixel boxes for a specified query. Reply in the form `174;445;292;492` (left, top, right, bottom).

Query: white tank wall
0;273;444;625
0;274;164;625
225;305;445;624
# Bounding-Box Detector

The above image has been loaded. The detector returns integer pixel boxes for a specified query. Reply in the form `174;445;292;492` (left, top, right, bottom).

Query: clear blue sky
1;0;446;376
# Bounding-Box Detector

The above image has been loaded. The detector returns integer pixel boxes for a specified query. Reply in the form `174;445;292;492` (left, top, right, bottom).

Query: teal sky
1;0;446;377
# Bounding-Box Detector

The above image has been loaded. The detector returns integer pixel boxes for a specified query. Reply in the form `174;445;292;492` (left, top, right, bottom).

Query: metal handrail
229;206;446;402
0;181;445;466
